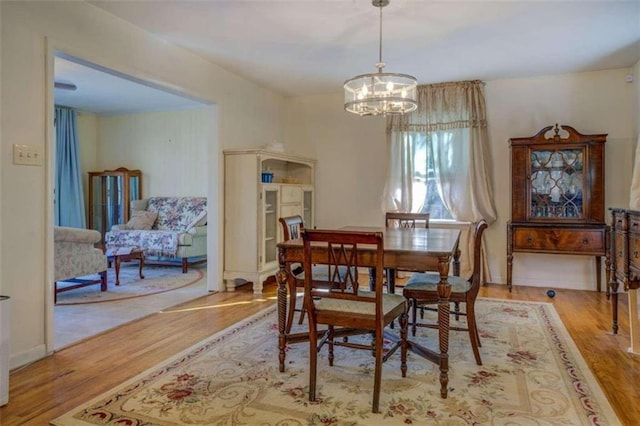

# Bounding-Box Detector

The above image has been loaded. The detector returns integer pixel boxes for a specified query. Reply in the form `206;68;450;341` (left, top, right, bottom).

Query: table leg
115;255;121;285
386;268;396;294
369;267;376;291
436;254;452;398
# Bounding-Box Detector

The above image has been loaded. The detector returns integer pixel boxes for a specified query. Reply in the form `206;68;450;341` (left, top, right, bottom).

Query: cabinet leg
611;288;619;335
506;254;513;292
595;256;602;293
605;253;611;299
629;290;640;353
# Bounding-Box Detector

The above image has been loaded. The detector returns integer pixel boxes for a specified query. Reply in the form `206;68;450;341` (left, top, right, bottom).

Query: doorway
49;51;219;350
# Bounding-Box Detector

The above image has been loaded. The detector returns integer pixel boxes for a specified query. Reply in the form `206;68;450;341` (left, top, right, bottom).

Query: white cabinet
223;149;315;294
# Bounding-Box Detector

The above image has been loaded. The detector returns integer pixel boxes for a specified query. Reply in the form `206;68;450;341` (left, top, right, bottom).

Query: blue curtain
55;106;86;228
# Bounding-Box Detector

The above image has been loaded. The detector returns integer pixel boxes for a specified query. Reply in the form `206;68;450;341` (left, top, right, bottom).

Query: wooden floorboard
0;282;638;425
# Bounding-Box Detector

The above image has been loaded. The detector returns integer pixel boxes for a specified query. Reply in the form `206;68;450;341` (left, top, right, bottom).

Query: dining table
275;226;462;398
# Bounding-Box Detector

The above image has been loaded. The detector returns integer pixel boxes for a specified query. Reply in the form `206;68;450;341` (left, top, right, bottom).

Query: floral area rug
51;298;619;425
55;265;204;305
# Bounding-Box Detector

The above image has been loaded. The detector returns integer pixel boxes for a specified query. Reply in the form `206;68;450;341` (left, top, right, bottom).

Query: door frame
44;38;222;353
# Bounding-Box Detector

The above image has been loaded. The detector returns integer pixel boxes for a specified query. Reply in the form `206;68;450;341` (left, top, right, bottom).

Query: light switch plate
13;144;43;166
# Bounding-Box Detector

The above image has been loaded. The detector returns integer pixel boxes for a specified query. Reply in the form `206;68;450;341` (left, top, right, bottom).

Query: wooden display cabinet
88;167;142;242
507;124;608;292
223;149;315;294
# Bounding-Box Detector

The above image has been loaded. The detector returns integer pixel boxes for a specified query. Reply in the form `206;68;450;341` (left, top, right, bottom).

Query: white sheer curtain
383;132;418;213
383;80;497;278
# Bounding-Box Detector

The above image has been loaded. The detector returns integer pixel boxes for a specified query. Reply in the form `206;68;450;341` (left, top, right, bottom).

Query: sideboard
608;208;640;354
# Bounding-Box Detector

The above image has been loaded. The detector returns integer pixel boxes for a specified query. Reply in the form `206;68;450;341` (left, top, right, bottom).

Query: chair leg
411;298;418;336
466;301;482;365
297;295;306;325
454;301;461;321
328;326;335;366
400;312;408;378
308;314;318;403
372;328;383;413
285;281;297;334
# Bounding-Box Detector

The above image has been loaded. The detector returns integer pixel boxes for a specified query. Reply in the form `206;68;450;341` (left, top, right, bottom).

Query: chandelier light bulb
386;81;394;92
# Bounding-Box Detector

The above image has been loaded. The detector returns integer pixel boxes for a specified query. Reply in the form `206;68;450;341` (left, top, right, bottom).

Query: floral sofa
104;197;207;273
54;226;108;302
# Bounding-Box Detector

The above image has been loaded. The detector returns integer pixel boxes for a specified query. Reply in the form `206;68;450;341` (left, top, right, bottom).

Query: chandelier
344;0;417;117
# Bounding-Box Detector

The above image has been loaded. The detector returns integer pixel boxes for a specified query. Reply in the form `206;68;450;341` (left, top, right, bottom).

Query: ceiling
54;56;208;115
56;1;640;114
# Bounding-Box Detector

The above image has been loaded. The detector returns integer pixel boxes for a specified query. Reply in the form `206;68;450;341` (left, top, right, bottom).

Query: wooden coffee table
107;247;146;285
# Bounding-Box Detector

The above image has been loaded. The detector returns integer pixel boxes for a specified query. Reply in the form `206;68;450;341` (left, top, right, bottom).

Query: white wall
285;68;636;291
284;94;388;228
485;69;634;288
97;109;210;197
1;1;285;369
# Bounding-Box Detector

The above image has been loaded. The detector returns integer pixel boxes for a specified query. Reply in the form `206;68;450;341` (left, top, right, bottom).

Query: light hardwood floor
1;282;639;425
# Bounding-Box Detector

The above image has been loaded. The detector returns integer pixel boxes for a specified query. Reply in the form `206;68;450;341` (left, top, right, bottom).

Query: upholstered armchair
54;226;108;302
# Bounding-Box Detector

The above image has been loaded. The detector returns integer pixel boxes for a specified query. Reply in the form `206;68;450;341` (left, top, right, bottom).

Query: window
412;133;454;220
385;81;495;227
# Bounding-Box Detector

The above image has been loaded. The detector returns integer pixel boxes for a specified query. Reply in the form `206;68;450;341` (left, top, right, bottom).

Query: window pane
414;133;454;220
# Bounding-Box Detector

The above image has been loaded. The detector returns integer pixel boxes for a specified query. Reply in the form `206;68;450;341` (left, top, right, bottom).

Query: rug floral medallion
52;298;619;425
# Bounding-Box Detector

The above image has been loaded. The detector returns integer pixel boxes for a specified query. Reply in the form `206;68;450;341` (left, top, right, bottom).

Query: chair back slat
302;229;384;310
279;215;304;241
385;212;430;229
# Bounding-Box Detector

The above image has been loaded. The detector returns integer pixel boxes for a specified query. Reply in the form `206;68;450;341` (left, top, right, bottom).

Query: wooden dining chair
279;215;308;332
302;229;408;413
279;215;339;333
384;212;430;294
385;212;430;230
402;219;488;365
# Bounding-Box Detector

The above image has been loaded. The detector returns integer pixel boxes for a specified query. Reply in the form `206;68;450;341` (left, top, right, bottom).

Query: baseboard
10;343;48;370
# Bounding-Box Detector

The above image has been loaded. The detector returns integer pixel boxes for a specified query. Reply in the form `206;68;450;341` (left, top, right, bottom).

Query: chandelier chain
377;3;384;71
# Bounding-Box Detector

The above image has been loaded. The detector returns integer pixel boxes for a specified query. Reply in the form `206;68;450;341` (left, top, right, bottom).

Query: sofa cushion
127;210;158;230
147;197;207;232
131;198;149;212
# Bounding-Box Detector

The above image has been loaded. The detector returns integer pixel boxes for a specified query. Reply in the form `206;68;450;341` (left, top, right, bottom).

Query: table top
277;227;460;257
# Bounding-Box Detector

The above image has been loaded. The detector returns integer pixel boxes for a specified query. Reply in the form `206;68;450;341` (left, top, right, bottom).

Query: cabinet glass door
88;168;142;242
262;187;279;266
529;148;584;220
90;174;125;237
129;175;140;201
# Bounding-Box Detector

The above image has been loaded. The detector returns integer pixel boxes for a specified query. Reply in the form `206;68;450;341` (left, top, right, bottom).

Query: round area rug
55;265;205;305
